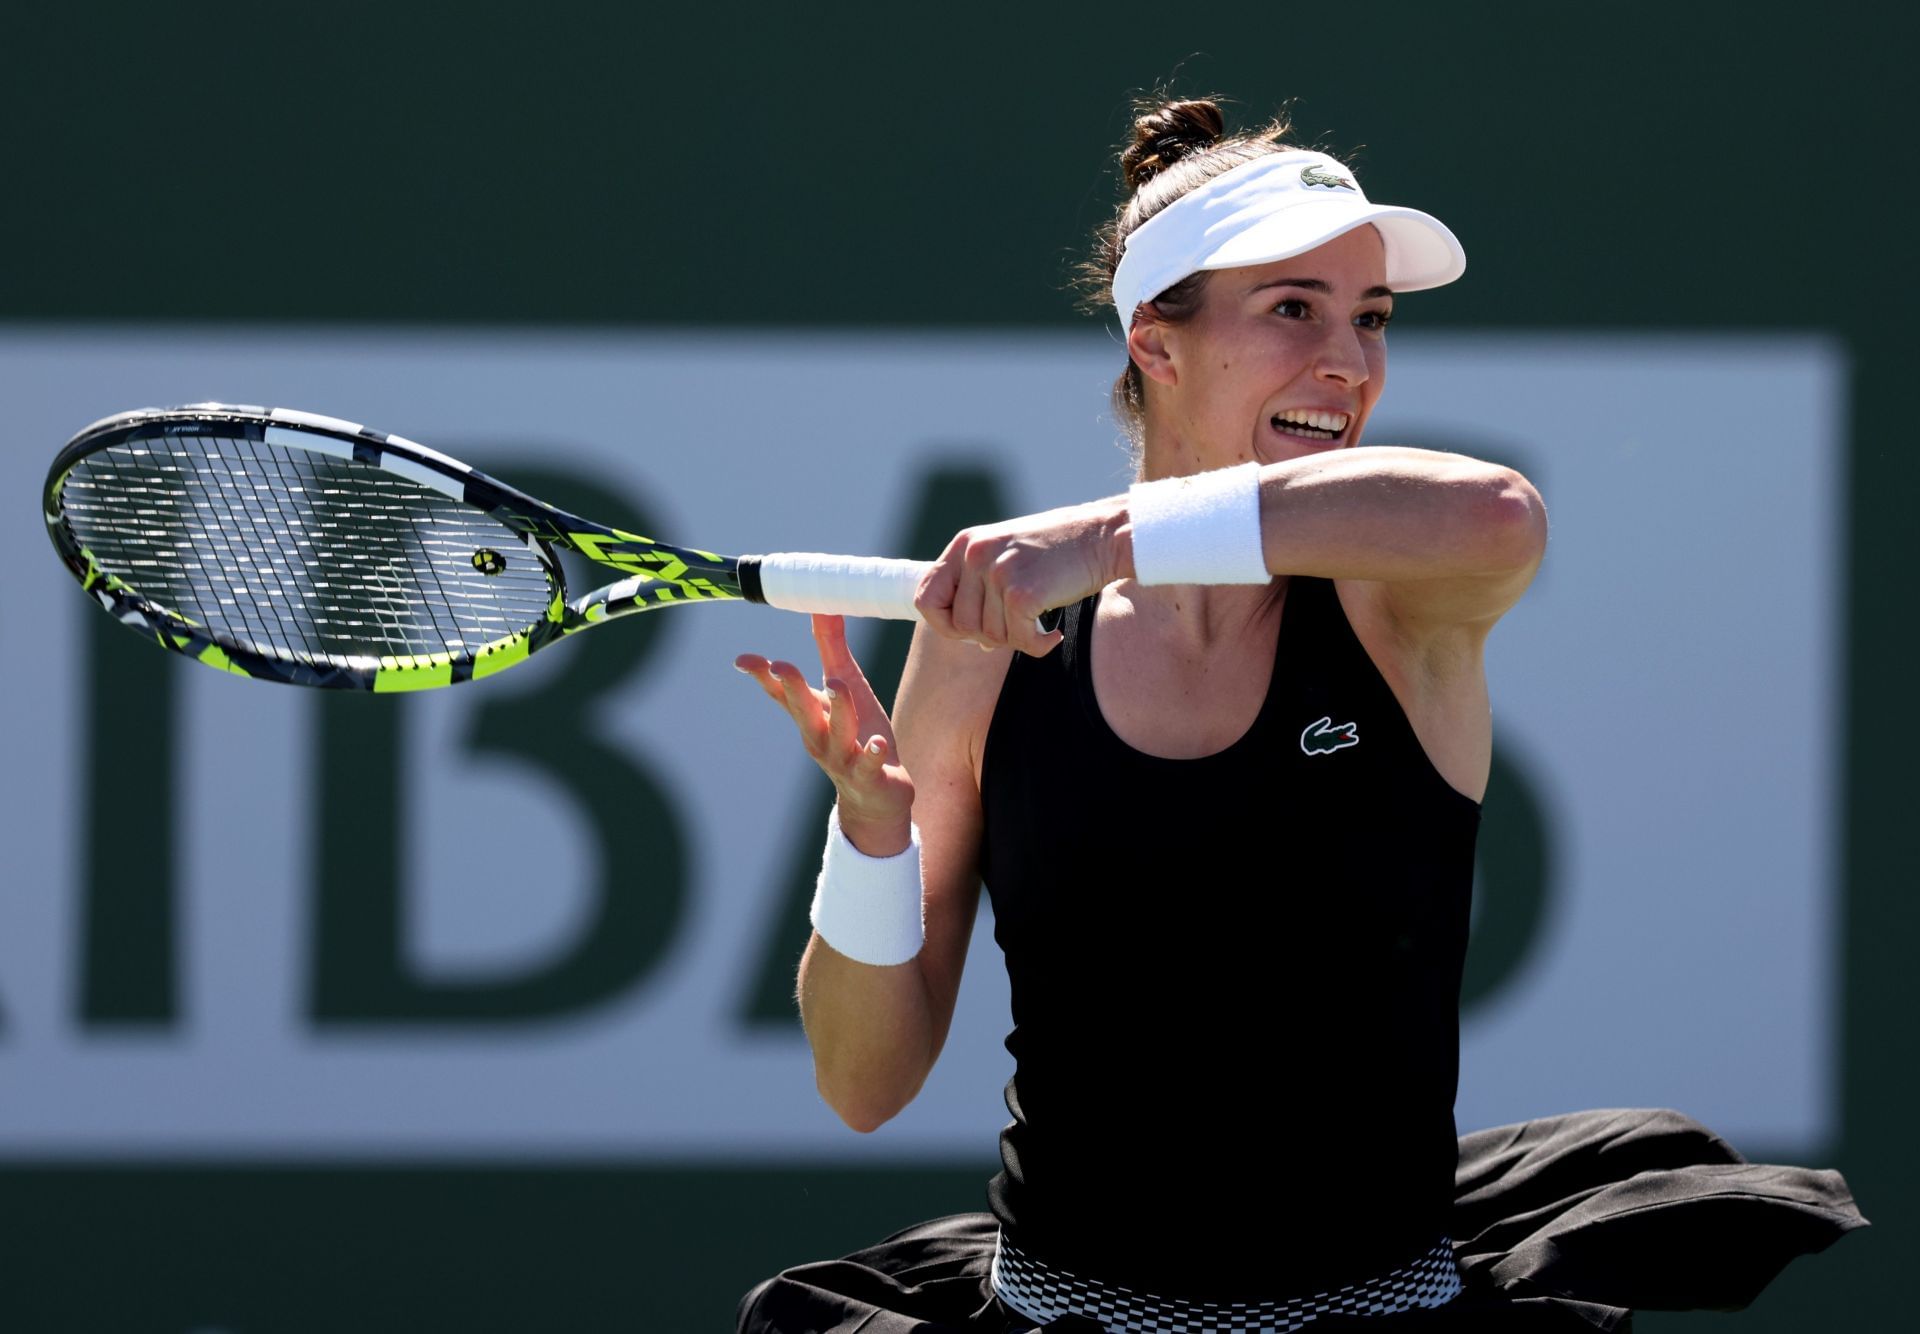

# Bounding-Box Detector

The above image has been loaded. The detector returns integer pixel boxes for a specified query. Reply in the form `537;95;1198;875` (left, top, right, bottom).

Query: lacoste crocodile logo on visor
1300;164;1357;191
1301;716;1360;755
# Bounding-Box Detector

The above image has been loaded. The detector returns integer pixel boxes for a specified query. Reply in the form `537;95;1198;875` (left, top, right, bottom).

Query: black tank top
978;575;1483;1302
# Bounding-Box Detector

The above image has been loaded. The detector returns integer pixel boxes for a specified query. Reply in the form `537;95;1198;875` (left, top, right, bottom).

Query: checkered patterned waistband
989;1228;1463;1333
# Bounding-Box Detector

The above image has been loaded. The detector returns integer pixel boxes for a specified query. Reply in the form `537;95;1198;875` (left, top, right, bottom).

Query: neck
1108;577;1283;649
1138;423;1255;483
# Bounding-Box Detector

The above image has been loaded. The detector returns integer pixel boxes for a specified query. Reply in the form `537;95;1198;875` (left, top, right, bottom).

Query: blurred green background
2;2;1905;1329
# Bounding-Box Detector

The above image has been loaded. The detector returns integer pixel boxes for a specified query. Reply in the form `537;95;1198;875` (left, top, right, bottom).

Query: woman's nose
1314;326;1371;387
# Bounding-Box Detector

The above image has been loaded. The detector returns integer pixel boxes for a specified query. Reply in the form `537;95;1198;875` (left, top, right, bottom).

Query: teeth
1274;408;1351;433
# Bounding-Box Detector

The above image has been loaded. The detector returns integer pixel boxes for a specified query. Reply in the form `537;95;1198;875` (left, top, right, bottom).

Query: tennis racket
45;404;934;691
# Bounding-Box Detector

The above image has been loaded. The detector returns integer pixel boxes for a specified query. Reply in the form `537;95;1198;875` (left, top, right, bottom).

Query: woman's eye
1356;309;1396;332
1272;298;1311;319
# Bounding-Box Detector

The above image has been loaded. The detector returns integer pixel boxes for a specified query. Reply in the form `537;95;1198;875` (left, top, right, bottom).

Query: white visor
1110;149;1466;332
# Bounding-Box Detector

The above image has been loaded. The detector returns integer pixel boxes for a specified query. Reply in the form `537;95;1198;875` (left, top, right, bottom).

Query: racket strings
60;430;557;664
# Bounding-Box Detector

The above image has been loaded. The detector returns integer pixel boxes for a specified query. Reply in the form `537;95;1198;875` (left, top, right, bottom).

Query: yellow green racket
45;404;930;691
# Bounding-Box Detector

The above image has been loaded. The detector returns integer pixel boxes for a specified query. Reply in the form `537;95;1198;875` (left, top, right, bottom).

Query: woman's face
1133;223;1394;473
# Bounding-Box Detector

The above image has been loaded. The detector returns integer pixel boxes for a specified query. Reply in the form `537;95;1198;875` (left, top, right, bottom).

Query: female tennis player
733;96;1866;1333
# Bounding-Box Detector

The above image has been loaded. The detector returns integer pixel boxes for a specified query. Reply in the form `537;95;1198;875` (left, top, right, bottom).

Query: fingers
917;530;998;651
913;535;963;638
736;655;888;772
851;732;891;783
811;614;876;693
732;654;787;705
810;614;852;672
823;675;858;759
949;555;987;643
809;615;898;740
736;649;915;831
774;661;830;756
1007;613;1065;659
735;654;829;749
734;654;806;713
913;528;1068;657
977;563;1011;652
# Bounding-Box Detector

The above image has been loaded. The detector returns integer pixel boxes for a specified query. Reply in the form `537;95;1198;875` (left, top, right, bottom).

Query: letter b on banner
310;464;688;1025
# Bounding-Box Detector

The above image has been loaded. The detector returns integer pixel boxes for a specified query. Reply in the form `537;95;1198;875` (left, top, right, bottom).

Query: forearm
798;933;937;1133
913;447;1545;655
1258;448;1543;580
1118;447;1545;585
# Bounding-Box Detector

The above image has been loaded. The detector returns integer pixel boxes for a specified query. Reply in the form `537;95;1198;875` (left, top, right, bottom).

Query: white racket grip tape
755;552;931;620
810;806;925;966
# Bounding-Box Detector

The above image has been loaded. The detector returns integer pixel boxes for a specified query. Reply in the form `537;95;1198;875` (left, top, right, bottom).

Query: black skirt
736;1107;1869;1333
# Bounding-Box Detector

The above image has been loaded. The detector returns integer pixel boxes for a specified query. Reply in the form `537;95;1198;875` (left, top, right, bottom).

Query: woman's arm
914;448;1547;654
737;616;1007;1133
1248;448;1547;629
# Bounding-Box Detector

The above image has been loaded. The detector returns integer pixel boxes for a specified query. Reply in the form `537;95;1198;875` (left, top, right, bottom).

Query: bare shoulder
894;623;1019;787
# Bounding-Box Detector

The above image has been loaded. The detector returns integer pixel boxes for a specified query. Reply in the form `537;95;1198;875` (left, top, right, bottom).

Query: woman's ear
1127;306;1179;387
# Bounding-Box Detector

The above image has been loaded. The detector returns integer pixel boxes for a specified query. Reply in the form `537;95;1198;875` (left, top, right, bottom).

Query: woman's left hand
912;495;1133;656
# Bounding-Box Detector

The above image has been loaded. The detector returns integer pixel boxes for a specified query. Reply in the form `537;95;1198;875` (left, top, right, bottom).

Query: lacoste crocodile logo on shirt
1301;716;1360;755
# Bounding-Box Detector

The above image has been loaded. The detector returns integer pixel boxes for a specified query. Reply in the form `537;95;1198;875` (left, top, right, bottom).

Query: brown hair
1071;93;1306;464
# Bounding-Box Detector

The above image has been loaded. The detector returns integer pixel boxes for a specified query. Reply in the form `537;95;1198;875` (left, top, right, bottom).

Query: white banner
0;328;1843;1159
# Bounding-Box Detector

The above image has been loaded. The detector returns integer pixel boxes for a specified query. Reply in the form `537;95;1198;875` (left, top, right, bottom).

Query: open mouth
1270;408;1351;445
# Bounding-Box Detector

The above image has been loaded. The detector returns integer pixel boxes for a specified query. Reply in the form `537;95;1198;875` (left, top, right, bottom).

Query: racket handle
744;553;932;620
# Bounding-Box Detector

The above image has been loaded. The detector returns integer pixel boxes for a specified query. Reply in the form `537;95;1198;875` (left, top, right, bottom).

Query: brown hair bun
1121;99;1228;190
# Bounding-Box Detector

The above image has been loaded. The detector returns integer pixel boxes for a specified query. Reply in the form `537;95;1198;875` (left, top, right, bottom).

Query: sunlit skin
1130;223;1393;480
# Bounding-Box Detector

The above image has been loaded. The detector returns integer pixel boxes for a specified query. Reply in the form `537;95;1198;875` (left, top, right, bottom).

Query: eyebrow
1247;277;1396;300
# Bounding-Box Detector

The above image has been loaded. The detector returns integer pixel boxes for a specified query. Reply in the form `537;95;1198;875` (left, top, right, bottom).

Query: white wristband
810;805;925;966
1127;461;1271;586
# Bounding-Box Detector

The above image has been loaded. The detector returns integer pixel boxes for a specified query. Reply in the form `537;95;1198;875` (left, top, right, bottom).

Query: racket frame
44;404;754;691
